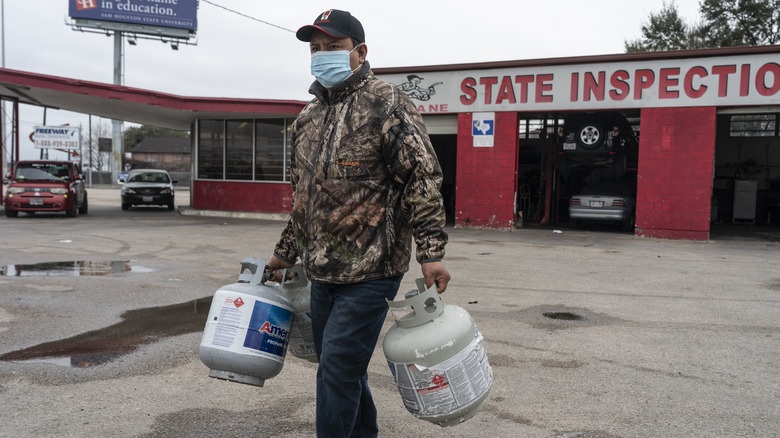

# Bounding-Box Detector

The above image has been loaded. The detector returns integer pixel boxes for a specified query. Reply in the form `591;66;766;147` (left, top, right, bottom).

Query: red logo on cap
319;10;332;22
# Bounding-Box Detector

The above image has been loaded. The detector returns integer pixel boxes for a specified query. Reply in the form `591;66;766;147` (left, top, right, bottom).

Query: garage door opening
430;134;457;225
517;115;558;225
712;112;780;231
551;111;640;232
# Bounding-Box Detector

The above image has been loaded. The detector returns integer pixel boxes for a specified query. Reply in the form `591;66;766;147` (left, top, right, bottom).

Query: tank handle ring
238;257;269;285
387;278;444;328
282;264;308;288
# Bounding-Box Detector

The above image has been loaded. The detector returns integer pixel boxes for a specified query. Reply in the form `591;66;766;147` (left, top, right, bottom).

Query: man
266;9;450;438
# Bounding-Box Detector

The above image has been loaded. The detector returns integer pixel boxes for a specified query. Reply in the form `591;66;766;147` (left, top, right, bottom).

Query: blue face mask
310;45;360;88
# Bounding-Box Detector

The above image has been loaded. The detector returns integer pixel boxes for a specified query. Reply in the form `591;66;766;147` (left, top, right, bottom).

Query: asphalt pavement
0;187;778;437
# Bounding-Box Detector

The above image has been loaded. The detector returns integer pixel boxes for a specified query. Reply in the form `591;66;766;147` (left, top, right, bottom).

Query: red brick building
375;45;780;240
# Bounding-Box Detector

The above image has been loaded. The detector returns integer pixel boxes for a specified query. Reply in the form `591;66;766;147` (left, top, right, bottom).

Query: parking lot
0;187;778;437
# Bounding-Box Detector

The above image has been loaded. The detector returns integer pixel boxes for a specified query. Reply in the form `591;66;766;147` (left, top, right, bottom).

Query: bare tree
83;120;113;171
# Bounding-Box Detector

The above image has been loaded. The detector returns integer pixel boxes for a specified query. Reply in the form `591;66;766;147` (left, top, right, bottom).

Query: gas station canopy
0;68;306;131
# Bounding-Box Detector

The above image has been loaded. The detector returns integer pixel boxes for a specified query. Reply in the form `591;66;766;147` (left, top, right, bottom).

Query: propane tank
383;279;493;427
198;257;294;387
283;264;317;363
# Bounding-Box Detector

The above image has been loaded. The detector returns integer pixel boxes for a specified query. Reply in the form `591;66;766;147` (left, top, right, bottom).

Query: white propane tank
283;264;317;363
383;279;493;427
198;257;293;387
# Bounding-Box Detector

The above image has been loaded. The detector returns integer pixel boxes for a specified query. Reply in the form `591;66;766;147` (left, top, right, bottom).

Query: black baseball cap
296;9;365;44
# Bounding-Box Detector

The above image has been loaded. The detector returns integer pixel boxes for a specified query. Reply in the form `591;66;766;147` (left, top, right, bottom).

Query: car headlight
50;188;68;195
8;187;24;194
123;188;136;194
161;188;172;194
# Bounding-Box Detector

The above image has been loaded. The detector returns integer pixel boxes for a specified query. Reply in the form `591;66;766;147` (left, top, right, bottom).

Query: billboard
69;0;198;37
32;126;81;150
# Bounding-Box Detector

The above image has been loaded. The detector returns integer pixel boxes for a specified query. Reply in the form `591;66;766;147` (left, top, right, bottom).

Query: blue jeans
310;275;402;438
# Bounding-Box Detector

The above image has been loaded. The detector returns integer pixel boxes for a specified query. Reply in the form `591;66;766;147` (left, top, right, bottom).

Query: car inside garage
515;111;640;231
516;109;780;234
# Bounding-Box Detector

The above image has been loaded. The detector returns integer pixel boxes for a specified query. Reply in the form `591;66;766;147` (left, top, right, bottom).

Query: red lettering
460;77;477;105
570;72;579;102
536;74;553;103
658;68;680;99
583;71;605;102
260;321;271;333
609;70;630;101
740;64;751;96
496;76;516;104
440;104;448;112
712;65;737;97
684;66;708;98
514;75;533;103
417;105;425;113
755;62;780;96
634;70;655;100
479;77;498;104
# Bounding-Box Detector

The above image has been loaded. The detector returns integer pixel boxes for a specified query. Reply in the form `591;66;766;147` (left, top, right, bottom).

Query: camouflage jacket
274;61;447;284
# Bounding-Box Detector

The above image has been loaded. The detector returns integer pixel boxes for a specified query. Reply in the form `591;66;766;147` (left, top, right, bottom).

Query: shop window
255;119;289;182
197;120;224;179
729;114;779;137
226;120;253;180
197;118;291;182
519;118;562;139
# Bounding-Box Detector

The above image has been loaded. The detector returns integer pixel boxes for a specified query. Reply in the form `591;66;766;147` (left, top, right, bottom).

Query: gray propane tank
198;257;294;387
383;278;493;427
283;264;317;363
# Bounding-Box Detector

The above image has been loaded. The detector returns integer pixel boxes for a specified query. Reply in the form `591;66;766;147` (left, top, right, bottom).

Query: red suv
4;161;88;218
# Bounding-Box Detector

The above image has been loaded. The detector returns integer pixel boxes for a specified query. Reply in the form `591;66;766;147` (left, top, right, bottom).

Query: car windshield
127;172;169;183
15;163;71;181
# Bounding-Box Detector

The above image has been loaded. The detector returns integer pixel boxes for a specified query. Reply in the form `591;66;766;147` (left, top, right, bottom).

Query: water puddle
0;260;154;277
543;311;584;321
0;297;212;367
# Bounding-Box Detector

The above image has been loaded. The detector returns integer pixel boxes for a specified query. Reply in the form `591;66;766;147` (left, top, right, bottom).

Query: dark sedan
120;169;176;210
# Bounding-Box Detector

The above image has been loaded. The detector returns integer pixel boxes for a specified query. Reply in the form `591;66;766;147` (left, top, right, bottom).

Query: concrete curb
177;205;288;222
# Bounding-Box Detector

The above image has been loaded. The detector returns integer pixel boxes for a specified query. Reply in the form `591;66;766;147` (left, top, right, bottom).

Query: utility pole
88;114;92;187
1;0;7;186
111;32;123;185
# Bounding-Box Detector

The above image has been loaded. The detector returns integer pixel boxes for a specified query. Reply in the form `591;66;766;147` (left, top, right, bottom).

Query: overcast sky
3;0;704;161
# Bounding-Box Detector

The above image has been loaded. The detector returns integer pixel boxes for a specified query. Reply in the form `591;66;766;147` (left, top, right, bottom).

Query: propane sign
32;126;81;150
